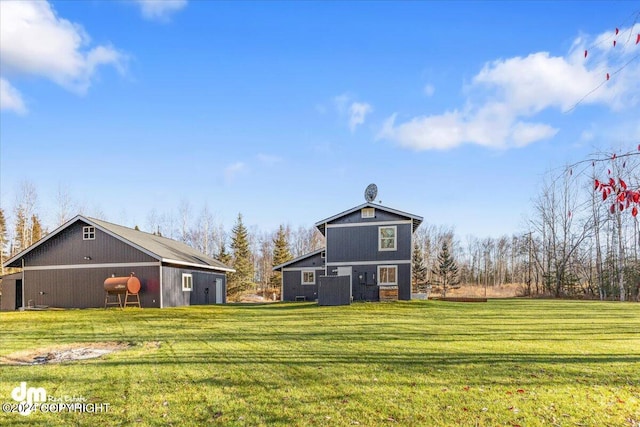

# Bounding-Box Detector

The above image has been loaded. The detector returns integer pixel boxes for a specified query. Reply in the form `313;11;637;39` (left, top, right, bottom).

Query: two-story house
274;202;423;302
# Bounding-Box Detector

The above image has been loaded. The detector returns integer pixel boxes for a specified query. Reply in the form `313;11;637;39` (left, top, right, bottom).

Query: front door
15;279;23;310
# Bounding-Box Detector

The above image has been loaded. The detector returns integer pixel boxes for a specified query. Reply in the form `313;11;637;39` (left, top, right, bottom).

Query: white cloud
348;102;372;132
224;162;246;183
135;0;187;22
379;23;640;151
0;78;27;114
0;0;126;112
332;93;373;132
423;84;435;97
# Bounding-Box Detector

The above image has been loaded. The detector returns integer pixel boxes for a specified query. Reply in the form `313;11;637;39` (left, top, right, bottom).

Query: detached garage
1;216;234;310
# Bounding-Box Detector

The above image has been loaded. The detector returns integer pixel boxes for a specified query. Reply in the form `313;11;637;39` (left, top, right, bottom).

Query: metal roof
314;202;423;235
272;248;325;271
4;215;234;273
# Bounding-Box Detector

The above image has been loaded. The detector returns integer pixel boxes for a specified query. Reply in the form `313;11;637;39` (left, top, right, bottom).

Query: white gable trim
325;220;412;229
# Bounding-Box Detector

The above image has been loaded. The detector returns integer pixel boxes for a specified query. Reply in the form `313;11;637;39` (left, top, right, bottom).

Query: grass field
0;300;639;426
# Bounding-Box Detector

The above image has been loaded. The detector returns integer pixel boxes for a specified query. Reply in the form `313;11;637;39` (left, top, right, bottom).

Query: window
378;266;397;286
320;251;326;259
378;226;397;251
83;226;95;240
301;270;315;285
182;273;193;291
361;207;375;218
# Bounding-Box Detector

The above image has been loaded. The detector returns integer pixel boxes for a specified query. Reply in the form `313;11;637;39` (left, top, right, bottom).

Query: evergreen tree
30;214;42;243
432;241;459;298
412;240;428;292
217;242;232;267
0;208;7;275
271;225;293;290
227;213;254;298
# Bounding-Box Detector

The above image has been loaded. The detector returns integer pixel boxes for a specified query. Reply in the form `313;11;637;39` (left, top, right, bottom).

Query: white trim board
282;267;326;272
23;262;161;271
325;220;412;229
326;260;411;267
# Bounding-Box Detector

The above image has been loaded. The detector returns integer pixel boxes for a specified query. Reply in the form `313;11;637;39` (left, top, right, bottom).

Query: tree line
1;149;639;301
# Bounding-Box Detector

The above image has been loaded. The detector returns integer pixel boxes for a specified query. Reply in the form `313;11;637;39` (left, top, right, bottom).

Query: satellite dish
364;183;378;203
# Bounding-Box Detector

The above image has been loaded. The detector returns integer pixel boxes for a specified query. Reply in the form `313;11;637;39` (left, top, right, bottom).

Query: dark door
15;280;23;310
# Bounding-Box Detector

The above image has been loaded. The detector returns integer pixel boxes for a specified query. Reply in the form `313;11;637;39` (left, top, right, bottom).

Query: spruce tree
227;213;254;298
271;225;293;291
30;214;42;243
217;243;232;267
412;240;428;292
433;241;459;298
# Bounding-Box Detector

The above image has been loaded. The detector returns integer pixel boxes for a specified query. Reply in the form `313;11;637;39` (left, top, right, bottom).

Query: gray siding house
274;202;422;302
1;216;233;310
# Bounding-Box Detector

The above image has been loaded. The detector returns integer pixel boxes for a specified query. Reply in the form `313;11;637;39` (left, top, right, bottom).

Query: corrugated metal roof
272;248;325;271
87;217;234;272
3;216;234;272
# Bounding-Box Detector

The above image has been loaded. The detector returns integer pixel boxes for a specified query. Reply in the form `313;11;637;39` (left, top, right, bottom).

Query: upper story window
361;208;375;218
182;273;193;291
301;270;316;285
378;226;397;251
83;226;95;240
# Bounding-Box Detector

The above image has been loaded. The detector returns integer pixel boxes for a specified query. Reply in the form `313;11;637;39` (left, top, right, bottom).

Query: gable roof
4;215;234;272
273;248;325;271
314;202;423;235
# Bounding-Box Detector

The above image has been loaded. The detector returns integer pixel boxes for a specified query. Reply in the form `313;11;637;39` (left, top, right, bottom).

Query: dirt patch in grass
0;341;137;366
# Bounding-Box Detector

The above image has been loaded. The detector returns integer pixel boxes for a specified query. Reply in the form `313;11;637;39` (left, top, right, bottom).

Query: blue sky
1;1;639;239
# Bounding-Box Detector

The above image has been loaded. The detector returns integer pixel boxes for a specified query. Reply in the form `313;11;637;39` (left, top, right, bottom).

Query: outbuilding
1;215;233;310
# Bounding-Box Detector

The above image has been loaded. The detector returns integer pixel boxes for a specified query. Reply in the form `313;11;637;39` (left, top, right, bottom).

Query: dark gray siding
23;221;157;267
325;263;411;301
281;268;324;302
0;273;20;311
326;223;412;263
328;209;410;225
23;266;160;309
162;266;226;307
397;264;411;300
283;252;325;269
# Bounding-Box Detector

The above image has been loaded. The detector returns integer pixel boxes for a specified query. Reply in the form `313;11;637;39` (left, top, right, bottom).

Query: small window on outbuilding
301;270;316;285
83;226;95;240
321;250;326;259
182;273;193;291
361;208;375;218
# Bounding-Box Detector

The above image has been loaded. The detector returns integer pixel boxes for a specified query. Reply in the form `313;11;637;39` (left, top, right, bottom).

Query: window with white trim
361;208;375;218
301;270;316;285
378;226;397;251
83;226;95;240
378;265;397;286
182;273;193;291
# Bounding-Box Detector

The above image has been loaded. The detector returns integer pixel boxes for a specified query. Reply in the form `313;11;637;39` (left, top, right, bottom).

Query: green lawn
1;300;639;426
